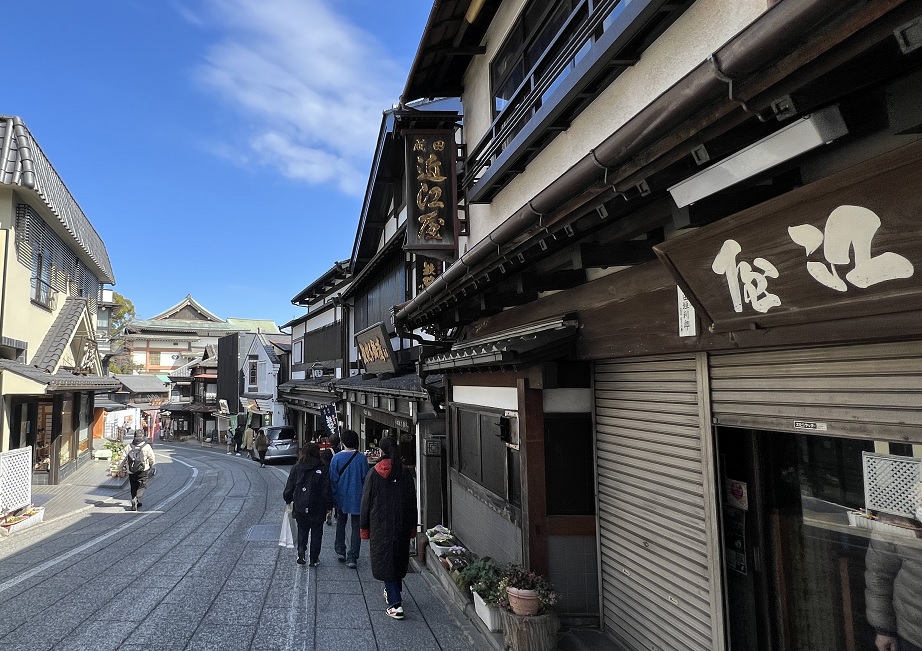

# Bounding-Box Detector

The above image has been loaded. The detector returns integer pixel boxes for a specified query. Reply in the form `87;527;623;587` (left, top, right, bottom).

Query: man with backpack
119;430;156;511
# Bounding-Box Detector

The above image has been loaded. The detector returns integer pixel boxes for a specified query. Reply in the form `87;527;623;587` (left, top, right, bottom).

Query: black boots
297;548;306;565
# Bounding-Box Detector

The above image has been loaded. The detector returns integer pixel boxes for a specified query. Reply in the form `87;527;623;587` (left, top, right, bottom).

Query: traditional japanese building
0;115;119;485
398;0;922;648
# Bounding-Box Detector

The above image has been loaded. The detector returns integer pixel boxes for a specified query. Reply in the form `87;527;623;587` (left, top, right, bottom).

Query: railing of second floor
464;0;668;199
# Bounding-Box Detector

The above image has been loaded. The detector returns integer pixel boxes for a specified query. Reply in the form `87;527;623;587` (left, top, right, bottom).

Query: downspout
395;0;906;327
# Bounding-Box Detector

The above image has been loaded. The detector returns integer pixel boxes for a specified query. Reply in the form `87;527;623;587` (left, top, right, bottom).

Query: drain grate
245;524;280;542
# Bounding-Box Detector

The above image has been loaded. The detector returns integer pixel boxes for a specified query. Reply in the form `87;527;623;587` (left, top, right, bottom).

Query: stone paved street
0;443;493;651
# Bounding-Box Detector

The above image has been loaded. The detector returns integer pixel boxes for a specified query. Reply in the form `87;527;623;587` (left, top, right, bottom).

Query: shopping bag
279;504;295;548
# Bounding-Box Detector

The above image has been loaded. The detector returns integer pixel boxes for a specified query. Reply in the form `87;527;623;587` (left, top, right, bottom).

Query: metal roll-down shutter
710;340;922;442
595;354;723;651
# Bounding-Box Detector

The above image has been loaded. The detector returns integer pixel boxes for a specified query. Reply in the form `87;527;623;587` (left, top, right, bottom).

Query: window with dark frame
30;249;52;307
453;406;520;505
490;0;579;116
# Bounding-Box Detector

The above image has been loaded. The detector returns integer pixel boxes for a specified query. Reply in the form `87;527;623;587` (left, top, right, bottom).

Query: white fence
864;451;922;518
0;447;33;514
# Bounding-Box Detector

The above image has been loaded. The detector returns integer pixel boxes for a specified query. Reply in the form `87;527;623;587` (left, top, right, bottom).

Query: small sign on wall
677;286;698;337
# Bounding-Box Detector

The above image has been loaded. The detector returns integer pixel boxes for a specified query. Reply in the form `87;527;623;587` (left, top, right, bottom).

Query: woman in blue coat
360;436;417;620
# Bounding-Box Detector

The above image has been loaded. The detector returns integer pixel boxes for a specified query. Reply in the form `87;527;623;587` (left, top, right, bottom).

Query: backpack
293;466;324;516
126;445;145;474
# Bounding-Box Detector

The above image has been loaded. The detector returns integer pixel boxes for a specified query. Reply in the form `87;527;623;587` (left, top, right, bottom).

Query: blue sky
6;0;432;327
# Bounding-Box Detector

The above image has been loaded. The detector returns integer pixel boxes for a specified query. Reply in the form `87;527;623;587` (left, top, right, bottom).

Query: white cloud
192;0;403;194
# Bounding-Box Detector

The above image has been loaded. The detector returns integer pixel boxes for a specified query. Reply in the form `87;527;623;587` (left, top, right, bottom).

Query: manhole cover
245;524;279;542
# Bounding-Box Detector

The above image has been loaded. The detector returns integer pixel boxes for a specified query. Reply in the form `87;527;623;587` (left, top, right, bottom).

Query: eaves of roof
0;116;115;283
0;359;121;392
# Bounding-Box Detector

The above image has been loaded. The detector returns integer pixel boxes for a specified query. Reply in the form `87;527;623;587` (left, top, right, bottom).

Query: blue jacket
329;449;367;514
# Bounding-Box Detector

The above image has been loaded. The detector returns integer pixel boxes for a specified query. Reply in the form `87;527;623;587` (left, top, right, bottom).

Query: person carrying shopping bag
283;443;334;566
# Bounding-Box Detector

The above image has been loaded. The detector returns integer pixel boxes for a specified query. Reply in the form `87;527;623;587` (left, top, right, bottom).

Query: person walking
360;436;417;620
243;422;255;452
119;430;156;511
283;443;333;567
254;429;269;467
232;424;243;455
329;429;366;569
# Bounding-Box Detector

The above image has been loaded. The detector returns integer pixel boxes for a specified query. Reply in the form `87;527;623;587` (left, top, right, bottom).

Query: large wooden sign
655;142;922;333
355;322;398;374
404;129;457;256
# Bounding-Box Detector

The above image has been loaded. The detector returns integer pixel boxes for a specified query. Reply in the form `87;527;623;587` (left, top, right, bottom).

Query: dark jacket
360;459;417;582
283;457;334;524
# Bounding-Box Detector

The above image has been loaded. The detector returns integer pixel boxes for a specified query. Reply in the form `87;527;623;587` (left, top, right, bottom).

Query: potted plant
425;524;457;556
459;556;505;632
498;564;558;616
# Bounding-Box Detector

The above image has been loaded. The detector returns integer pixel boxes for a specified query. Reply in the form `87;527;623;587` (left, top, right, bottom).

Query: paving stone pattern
0;444;491;651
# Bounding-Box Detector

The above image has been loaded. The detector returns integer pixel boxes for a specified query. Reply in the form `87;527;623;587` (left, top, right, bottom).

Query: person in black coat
283;443;334;566
360;436;417;620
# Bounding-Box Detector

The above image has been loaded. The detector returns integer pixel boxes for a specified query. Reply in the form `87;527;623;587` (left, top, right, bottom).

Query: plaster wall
462;0;766;247
0;192;66;361
306;310;335;330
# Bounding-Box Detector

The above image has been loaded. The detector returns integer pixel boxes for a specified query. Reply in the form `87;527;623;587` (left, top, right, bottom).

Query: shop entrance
717;427;922;651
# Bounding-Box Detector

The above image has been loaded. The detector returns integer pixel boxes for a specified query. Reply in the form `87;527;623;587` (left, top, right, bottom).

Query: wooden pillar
519;377;548;574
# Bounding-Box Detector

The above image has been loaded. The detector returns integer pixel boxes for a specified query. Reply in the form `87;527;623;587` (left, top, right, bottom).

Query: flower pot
473;590;503;632
506;586;541;616
429;542;453;557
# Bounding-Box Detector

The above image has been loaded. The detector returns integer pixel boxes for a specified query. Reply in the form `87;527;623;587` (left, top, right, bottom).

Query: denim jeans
334;512;361;562
384;580;403;607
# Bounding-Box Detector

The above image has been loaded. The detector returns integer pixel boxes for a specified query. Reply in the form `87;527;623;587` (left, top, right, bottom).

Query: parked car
249;426;299;463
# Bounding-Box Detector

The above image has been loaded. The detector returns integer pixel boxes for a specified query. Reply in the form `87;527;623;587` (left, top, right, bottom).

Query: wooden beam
518;269;586;292
578;241;658;267
481;290;540;310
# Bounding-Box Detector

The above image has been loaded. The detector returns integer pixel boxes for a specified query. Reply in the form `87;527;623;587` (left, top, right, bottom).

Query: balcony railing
465;0;680;202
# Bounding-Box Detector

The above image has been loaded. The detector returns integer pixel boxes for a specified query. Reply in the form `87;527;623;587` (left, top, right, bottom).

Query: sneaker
385;606;404;620
309;561;319;567
297;557;306;565
130;498;138;512
346;561;357;569
337;555;346;563
235;453;241;456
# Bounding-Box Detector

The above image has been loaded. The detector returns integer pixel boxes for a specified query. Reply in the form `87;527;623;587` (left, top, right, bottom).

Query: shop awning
0;360;122;393
240;397;272;414
422;315;579;371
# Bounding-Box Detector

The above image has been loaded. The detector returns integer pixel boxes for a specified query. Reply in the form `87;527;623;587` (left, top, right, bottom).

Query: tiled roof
150;295;222;322
126;319;244;333
226;318;280;334
257;332;280;365
112;374;170;394
0;116;114;284
31;297;86;372
0;359;120;391
334;372;427;397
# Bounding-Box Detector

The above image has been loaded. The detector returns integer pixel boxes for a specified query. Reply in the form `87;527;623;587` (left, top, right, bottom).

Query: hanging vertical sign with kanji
320;403;340;439
404;129;457;256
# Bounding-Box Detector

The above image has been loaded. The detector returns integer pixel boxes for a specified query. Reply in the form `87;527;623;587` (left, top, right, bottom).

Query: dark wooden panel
655;141;922;333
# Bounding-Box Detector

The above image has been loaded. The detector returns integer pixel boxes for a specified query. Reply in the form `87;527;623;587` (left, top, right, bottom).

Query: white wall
462;0;767;246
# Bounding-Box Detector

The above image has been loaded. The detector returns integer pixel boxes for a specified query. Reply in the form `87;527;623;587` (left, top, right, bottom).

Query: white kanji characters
788;205;914;292
712;239;781;313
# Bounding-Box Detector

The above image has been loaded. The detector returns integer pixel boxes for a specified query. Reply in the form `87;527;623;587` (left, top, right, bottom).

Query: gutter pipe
395;0;909;327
